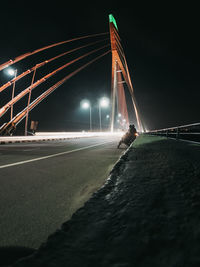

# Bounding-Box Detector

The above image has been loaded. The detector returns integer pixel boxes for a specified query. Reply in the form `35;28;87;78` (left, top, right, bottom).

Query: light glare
81;100;90;109
82;102;89;109
7;68;15;76
100;97;109;108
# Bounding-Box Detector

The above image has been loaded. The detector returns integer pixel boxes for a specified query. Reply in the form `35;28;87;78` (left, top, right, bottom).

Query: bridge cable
0;38;109;94
0;32;109;72
0;44;110;119
0;50;111;134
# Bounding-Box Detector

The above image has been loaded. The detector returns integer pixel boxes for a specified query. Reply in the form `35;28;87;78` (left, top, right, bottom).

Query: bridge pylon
109;14;144;132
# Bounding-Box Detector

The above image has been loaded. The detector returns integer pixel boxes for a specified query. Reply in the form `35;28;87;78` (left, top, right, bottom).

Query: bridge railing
146;122;200;143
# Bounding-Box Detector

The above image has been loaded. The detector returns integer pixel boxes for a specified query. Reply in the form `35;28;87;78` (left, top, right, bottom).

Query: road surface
10;135;200;267
0;135;124;248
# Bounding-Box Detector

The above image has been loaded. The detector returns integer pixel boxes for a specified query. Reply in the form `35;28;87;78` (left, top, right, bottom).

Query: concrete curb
88;143;132;201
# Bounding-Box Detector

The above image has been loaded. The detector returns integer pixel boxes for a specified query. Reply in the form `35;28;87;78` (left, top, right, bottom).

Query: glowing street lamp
82;101;90;109
7;68;16;76
99;97;109;108
118;113;122;118
81;100;92;131
6;68;17;121
99;97;109;131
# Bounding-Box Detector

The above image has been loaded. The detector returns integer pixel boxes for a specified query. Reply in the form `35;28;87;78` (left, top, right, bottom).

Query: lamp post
81;100;92;131
25;66;37;136
99;97;109;132
7;68;17;121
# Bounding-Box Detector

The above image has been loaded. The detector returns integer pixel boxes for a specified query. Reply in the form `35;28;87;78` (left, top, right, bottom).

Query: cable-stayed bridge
0;15;200;263
0;15;145;136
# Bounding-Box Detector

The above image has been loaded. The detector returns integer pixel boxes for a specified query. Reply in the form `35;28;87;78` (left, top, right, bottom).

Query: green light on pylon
109;14;118;31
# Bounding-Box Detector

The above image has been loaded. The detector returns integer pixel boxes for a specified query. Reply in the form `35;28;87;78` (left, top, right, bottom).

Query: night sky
0;2;199;132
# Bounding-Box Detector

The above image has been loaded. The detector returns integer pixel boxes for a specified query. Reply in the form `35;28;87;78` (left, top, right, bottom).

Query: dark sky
0;2;199;131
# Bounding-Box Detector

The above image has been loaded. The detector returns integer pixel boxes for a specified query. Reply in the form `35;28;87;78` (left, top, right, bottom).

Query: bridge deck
10;135;200;266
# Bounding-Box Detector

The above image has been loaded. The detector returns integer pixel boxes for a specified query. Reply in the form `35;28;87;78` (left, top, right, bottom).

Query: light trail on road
0;131;123;143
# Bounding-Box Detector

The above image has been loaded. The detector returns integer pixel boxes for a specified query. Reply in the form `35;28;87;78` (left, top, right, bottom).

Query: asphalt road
0;135;124;249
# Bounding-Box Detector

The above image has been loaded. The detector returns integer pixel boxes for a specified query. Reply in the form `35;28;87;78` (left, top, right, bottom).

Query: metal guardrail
146;122;200;143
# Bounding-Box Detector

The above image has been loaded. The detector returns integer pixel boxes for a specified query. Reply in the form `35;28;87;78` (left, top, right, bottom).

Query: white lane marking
168;137;200;145
0;141;114;169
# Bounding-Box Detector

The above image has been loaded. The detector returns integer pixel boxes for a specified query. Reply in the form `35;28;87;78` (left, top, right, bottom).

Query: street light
25;66;37;136
99;97;109;131
81;100;92;131
6;67;17;121
7;68;15;76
